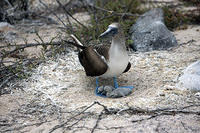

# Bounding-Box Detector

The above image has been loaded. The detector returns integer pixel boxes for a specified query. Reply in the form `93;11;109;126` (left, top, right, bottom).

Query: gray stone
0;22;14;29
107;87;132;98
194;92;200;99
129;8;177;52
177;60;200;92
0;22;17;42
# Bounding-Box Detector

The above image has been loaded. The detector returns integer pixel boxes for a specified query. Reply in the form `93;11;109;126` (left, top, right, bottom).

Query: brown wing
78;46;108;77
94;45;110;61
123;62;131;73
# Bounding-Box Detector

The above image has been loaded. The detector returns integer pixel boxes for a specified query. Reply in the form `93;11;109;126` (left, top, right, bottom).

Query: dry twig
48;101;200;133
87;3;140;17
91;111;103;133
49;102;98;133
55;0;88;31
0;40;76;59
39;0;69;30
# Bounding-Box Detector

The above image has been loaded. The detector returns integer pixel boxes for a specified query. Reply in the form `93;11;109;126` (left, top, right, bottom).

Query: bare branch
1;120;52;132
39;0;70;30
0;40;76;59
55;0;88;31
91;111;103;133
87;4;140;17
49;101;98;133
4;0;13;8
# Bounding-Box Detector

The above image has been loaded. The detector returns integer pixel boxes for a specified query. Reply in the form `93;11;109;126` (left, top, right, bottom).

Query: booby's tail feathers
69;34;85;49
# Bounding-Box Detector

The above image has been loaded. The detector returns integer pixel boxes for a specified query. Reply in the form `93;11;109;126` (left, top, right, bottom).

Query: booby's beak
99;26;118;38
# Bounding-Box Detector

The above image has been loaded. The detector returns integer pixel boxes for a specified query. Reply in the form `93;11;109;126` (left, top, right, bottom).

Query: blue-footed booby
70;23;133;97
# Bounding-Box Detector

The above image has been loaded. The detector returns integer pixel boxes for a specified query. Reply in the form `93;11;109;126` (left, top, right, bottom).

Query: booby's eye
99;26;119;38
109;27;118;35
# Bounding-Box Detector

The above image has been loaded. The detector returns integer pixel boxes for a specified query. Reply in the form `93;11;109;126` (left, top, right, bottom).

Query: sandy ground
21;25;200;110
1;25;200;133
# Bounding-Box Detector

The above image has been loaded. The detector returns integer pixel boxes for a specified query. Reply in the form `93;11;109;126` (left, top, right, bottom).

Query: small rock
159;93;165;97
184;60;200;75
164;85;176;91
0;22;17;41
177;60;200;92
129;8;177;52
0;22;14;32
194;92;200;99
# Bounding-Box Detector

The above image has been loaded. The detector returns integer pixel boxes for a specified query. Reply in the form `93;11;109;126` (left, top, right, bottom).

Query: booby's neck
102;28;129;77
110;31;127;55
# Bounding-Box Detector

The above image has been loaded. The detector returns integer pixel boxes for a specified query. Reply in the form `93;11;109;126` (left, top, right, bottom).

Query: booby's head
99;23;121;38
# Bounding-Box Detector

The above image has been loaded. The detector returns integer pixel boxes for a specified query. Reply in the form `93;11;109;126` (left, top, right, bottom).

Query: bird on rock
70;23;133;98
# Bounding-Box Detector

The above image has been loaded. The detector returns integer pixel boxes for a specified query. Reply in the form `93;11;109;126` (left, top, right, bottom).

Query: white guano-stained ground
4;25;197;133
1;10;200;133
21;25;200;112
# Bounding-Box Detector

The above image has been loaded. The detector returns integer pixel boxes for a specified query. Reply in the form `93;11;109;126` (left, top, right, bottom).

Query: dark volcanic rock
129;8;177;52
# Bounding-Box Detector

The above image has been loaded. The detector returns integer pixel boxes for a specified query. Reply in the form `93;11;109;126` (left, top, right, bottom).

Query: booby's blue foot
118;86;134;89
113;77;118;88
95;78;107;97
96;77;99;87
95;77;134;98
